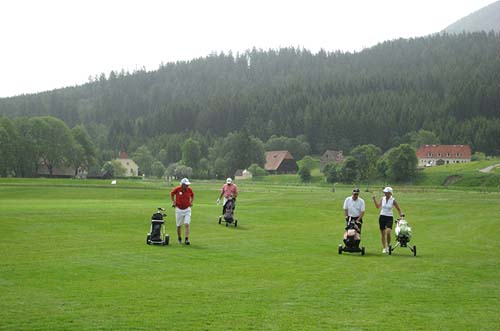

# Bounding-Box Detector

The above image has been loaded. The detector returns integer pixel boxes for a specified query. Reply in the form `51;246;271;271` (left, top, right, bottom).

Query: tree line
0;113;420;184
0;115;285;179
0;116;95;177
0;32;499;179
320;144;418;184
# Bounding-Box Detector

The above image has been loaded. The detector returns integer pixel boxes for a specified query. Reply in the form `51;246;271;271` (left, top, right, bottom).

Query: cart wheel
413;245;417;256
218;217;221;224
235;220;238;227
338;245;342;254
165;235;170;246
361;246;365;255
146;235;151;245
388;245;392;255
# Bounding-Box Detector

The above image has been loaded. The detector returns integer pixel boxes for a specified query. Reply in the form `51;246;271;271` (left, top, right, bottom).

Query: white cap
226;178;232;184
180;178;191;185
383;186;393;193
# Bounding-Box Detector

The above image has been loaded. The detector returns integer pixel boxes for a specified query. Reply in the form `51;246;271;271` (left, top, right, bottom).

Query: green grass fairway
0;179;499;330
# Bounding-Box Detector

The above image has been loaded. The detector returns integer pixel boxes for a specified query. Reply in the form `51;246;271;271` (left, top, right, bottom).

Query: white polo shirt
380;196;396;216
343;196;365;217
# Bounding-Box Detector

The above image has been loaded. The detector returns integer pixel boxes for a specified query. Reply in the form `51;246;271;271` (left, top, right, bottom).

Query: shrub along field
0;178;498;330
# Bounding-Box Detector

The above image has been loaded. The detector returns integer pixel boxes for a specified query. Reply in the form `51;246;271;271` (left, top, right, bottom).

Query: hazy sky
0;0;496;98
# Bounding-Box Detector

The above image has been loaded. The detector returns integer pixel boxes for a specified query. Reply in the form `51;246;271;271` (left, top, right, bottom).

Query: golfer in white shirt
343;188;365;230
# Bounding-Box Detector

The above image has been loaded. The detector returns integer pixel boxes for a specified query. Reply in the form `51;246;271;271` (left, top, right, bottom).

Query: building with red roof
264;151;298;174
416;145;471;167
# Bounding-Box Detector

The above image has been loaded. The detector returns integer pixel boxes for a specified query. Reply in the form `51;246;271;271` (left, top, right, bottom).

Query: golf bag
146;208;169;246
389;216;416;256
150;211;164;241
343;218;361;247
338;217;365;255
223;198;235;222
218;198;238;227
395;219;412;244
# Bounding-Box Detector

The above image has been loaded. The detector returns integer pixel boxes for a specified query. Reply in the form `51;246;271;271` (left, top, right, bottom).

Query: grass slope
0;179;498;330
415;159;500;190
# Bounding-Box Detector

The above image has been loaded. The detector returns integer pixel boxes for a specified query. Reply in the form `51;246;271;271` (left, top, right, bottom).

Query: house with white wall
416;145;471;167
115;151;139;176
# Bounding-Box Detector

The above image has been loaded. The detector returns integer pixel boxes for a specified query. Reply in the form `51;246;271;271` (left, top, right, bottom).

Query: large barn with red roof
416;145;471;167
264;151;298;174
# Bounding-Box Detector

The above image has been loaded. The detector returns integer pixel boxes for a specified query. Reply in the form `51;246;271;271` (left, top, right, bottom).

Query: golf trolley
218;198;238;227
388;216;416;256
146;207;170;246
338;217;365;255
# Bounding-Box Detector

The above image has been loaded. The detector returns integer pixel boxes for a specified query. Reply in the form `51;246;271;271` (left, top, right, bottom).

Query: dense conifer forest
0;32;499;178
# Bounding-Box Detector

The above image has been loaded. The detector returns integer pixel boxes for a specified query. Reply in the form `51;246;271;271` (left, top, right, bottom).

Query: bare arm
393;200;403;217
372;196;381;209
217;187;224;203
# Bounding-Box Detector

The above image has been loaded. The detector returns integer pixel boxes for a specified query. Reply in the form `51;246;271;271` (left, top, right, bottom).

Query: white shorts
175;207;191;226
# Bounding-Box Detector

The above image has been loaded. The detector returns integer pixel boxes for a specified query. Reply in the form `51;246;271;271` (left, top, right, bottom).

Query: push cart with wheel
218;198;238;227
146;207;170;246
338;217;365;255
388;217;416;256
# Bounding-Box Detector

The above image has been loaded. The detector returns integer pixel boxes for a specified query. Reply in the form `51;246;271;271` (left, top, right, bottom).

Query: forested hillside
1;32;499;172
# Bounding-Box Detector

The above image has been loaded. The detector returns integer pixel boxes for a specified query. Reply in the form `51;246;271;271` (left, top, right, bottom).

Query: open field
0;179;499;330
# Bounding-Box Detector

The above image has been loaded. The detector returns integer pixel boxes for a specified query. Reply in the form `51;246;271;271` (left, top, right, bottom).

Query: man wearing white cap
372;186;403;254
217;178;238;215
171;178;194;245
343;188;365;229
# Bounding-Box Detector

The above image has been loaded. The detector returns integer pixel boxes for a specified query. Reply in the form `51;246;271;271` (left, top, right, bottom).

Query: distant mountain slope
443;0;500;33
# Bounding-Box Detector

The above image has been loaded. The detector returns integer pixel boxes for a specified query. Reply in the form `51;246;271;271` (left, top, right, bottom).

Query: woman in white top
372;186;403;254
